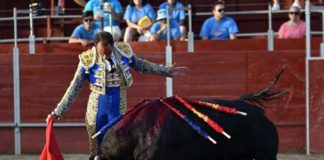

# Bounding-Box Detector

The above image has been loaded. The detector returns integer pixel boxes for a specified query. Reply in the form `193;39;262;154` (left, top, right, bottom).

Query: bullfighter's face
96;41;112;58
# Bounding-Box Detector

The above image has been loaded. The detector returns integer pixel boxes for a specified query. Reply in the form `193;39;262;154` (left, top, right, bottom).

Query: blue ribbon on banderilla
159;99;217;144
91;115;124;139
91;99;151;139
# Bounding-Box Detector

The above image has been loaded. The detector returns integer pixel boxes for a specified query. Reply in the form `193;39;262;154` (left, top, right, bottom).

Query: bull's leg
254;156;277;160
133;129;160;160
133;136;153;160
254;125;278;160
254;155;277;160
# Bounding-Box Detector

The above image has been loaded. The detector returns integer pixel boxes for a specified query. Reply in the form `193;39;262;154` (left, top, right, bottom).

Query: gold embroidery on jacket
54;62;85;117
89;56;106;94
85;92;99;126
132;56;172;77
85;92;100;155
114;42;133;58
119;86;127;114
79;47;97;74
107;72;121;87
113;44;133;87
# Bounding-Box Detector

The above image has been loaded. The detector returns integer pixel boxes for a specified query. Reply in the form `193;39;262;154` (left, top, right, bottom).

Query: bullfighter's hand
170;65;188;77
45;114;52;124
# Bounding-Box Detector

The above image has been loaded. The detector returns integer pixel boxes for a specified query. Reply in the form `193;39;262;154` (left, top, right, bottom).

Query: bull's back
101;97;278;160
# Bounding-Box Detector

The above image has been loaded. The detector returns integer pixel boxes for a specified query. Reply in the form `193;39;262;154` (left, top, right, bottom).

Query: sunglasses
289;12;300;15
218;9;225;12
84;18;93;22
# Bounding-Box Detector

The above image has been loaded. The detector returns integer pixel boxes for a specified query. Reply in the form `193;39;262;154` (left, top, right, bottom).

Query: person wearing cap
199;2;239;40
84;0;124;41
123;0;156;42
149;9;182;41
278;6;305;39
69;11;101;47
159;0;186;40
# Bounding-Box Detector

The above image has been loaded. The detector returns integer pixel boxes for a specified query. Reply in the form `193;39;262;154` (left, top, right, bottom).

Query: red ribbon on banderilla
175;96;247;139
186;98;247;116
160;99;217;144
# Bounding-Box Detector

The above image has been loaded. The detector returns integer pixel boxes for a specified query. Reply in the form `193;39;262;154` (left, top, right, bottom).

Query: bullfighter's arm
131;55;172;77
113;42;172;77
52;62;86;119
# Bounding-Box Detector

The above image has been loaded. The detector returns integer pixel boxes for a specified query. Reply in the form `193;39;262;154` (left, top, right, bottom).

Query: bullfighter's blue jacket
52;42;172;155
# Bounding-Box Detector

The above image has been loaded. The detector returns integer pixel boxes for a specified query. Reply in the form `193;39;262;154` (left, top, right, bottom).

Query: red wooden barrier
0;40;323;154
309;60;324;153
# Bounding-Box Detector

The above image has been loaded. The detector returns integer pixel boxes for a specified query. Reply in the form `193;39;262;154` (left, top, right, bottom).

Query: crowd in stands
69;0;308;47
199;3;238;40
271;0;323;11
69;11;101;47
278;6;305;39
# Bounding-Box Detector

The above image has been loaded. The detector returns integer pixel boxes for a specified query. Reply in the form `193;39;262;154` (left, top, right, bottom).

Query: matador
46;32;187;160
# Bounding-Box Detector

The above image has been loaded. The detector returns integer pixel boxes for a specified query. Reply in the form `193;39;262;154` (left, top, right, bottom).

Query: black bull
99;97;278;160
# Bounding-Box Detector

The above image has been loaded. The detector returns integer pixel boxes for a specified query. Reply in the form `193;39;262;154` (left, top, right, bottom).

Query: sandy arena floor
0;154;324;160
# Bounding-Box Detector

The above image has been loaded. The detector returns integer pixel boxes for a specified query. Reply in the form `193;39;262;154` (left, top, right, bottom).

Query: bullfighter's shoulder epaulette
114;42;133;58
79;47;97;73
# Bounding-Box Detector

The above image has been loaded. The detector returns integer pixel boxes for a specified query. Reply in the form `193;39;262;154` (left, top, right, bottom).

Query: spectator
84;0;123;41
149;9;182;41
74;0;89;7
272;0;300;11
272;0;323;11
123;0;156;42
199;2;239;40
69;11;101;47
278;6;305;39
159;0;186;40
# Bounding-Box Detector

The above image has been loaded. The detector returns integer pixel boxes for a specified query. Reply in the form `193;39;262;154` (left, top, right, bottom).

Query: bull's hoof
94;156;100;160
89;155;107;160
89;155;95;160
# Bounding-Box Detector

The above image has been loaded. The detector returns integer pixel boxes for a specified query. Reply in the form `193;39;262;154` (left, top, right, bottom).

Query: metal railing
0;122;85;127
165;5;194;97
28;5;35;54
99;2;114;33
1;6;324;48
1;6;324;45
12;8;21;155
0;14;81;45
304;1;324;156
